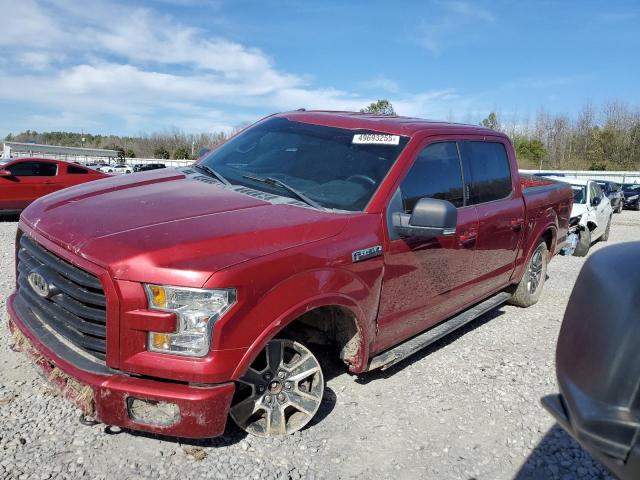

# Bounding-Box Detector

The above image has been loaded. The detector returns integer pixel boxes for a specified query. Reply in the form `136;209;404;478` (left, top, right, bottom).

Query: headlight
144;285;236;357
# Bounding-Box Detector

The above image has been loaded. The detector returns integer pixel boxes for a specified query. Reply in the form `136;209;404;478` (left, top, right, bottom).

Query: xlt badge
352;245;383;263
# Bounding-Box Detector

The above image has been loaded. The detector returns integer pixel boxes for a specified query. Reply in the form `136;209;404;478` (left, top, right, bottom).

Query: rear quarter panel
513;179;573;282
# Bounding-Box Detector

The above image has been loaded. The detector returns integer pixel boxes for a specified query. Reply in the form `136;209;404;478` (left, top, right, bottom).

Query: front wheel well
277;305;362;368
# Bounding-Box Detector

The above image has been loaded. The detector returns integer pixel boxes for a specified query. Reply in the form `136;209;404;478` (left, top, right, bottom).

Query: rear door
376;140;480;350
64;163;97;187
459;140;525;295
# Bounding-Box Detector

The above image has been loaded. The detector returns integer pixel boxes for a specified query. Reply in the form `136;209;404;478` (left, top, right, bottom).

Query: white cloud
0;0;478;135
361;76;400;94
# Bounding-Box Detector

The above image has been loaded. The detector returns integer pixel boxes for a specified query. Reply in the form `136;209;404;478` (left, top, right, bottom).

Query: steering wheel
346;174;376;187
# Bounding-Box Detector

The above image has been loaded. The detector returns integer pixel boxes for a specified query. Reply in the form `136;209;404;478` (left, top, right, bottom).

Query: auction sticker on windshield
352;134;400;145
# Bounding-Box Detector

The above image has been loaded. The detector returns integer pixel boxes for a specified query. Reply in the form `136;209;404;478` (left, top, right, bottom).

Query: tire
616;200;623;213
573;228;591;257
601;216;612;242
230;338;324;437
508;240;548;308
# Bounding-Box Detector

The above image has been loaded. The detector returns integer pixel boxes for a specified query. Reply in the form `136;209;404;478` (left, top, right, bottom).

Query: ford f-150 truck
7;111;573;439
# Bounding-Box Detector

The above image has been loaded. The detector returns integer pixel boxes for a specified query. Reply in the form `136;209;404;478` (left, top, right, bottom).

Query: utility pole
81;129;86;163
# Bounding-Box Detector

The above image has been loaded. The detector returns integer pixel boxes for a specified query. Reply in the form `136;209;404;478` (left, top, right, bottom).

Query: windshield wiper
242;175;324;210
195;164;230;185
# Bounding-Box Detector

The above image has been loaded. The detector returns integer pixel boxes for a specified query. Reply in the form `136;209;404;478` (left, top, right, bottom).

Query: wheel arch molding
231;288;372;381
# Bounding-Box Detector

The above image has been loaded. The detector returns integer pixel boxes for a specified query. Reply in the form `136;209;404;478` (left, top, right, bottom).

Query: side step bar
366;291;512;371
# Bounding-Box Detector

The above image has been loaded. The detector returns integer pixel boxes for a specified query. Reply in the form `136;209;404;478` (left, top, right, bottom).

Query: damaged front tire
573;228;591;257
230;339;324;437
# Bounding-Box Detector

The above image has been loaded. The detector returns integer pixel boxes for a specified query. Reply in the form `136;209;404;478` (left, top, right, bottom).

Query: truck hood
21;169;350;287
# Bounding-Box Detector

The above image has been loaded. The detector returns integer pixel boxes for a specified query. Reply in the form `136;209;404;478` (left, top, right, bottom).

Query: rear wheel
230;339;324;437
573;228;591;257
508;241;548;307
616;200;623;213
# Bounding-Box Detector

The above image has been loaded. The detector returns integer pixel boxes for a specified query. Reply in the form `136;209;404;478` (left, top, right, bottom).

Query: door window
592;182;604;202
400;142;464;213
6;162;57;176
463;142;512;204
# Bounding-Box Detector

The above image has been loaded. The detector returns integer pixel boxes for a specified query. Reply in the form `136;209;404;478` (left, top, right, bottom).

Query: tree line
4;129;229;160
363;99;640;171
482;101;640;171
6;99;639;171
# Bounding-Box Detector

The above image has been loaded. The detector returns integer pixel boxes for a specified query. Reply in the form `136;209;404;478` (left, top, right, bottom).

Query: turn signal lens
148;285;167;309
150;333;171;350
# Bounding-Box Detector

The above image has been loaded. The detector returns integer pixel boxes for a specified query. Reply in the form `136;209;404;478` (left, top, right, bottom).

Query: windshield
623;184;640;194
199;117;410;211
572;185;586;204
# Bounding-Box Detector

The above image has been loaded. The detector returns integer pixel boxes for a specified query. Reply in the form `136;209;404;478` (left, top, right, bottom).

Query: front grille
16;235;107;361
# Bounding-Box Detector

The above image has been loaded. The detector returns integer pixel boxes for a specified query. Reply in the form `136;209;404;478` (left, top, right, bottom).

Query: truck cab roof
276;110;504;138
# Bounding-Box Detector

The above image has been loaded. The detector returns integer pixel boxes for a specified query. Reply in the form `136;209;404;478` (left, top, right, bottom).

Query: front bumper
7;292;235;439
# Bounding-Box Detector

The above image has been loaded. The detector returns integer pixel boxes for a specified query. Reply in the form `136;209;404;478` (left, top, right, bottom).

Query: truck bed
521;174;573;255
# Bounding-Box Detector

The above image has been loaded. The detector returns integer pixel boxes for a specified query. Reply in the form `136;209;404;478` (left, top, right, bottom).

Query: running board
366;291;512;371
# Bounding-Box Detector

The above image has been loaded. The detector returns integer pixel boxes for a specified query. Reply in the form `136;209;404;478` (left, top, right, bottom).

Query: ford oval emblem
28;271;50;298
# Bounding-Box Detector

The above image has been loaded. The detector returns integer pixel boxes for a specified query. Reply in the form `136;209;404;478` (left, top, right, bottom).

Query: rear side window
68;165;88;174
400;142;464;212
6;161;57;177
463;142;512;204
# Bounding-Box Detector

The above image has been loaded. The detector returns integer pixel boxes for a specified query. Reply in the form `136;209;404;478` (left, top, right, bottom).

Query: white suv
551;177;613;256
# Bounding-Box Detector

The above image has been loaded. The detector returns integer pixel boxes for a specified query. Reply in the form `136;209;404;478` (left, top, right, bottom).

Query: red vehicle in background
0;157;108;214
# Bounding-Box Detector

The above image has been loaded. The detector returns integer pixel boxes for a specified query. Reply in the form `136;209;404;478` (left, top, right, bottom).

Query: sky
0;0;638;137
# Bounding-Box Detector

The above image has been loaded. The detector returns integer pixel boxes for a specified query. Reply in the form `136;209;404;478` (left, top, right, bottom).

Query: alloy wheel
230;339;324;437
527;245;544;294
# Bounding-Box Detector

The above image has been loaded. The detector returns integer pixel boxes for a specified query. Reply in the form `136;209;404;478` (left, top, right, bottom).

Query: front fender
579;212;596;230
230;267;380;379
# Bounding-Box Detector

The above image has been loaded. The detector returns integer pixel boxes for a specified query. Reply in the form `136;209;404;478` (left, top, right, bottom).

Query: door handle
510;218;524;232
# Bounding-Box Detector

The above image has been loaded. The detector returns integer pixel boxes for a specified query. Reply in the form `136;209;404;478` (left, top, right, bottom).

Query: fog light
127;397;180;426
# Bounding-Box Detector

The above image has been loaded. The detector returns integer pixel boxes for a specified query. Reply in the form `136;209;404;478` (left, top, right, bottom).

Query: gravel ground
1;211;638;480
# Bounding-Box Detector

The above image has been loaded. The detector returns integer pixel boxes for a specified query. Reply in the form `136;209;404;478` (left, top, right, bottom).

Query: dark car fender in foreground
542;242;640;479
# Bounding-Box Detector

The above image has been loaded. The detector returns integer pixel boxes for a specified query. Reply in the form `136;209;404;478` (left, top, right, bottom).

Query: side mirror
591;196;601;207
541;242;640;480
393;198;457;238
0;169;12;177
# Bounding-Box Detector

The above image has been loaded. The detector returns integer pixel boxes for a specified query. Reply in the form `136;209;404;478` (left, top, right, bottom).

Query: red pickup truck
7;111;572;439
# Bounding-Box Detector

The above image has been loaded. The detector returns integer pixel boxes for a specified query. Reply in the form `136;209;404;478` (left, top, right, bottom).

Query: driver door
375;141;479;351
